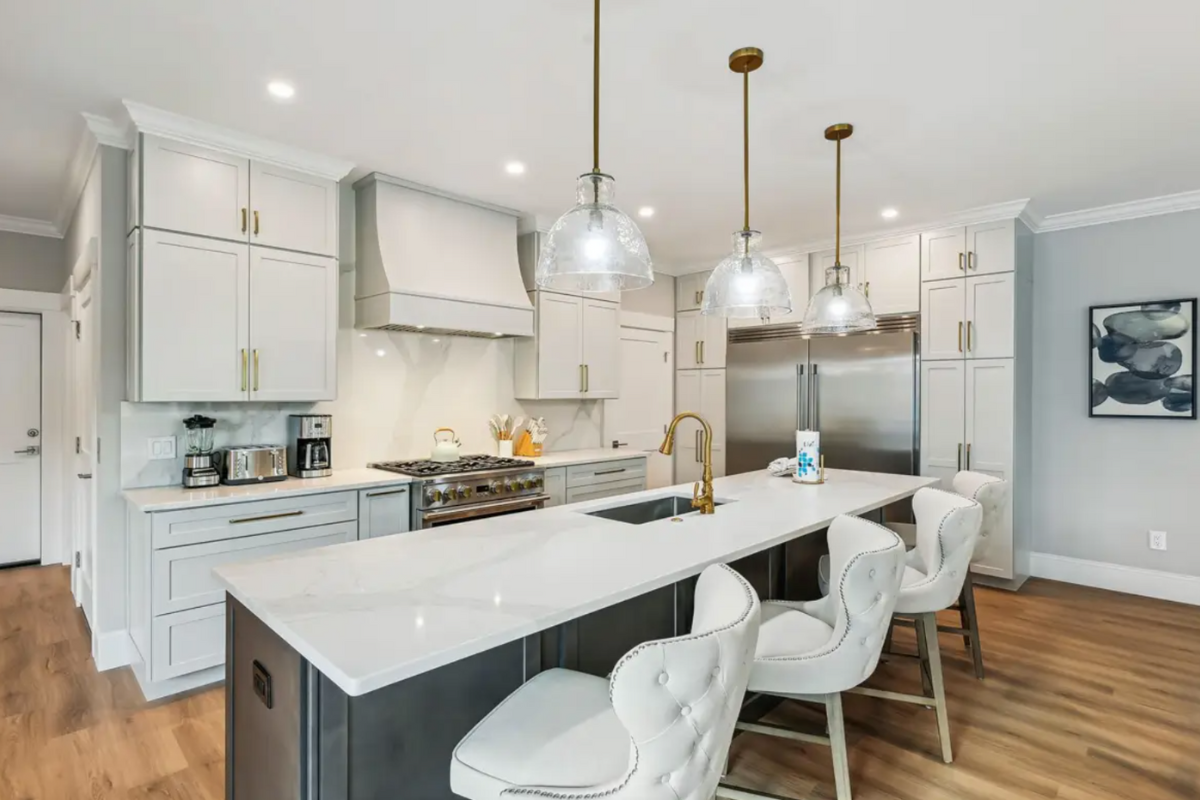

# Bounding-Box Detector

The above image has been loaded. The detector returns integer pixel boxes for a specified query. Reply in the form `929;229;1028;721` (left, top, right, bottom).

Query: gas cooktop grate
369;455;536;478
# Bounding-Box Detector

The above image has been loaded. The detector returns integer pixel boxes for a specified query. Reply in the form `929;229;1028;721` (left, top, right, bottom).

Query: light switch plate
149;436;177;460
1149;530;1167;551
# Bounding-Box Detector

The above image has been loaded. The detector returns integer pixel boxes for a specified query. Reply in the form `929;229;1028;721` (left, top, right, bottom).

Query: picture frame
1089;298;1196;419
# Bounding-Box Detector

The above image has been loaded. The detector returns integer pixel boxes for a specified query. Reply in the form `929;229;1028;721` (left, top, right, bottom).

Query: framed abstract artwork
1089;298;1196;419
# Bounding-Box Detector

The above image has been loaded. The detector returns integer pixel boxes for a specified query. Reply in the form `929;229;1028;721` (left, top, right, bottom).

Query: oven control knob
506;480;520;493
489;480;502;495
534;476;544;488
522;479;535;490
425;488;440;504
460;485;473;499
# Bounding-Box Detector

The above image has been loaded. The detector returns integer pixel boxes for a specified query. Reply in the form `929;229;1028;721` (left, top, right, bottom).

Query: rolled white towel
768;457;798;477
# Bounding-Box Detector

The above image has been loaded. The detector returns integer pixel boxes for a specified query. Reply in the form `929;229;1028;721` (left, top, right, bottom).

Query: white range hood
354;174;534;337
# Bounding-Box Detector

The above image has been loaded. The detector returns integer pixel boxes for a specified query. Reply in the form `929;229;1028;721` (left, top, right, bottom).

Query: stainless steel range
368;455;547;529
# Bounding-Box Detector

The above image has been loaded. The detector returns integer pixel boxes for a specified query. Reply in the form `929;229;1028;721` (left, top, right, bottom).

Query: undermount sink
584;495;726;525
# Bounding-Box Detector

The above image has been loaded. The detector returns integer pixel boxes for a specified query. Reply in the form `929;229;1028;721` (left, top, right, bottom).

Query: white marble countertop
527;448;648;468
214;468;936;697
122;468;414;513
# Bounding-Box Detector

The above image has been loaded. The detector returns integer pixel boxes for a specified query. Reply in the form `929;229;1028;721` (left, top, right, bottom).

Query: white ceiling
4;0;1200;267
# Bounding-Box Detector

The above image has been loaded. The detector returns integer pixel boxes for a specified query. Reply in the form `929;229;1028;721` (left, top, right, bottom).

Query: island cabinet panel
546;584;678;679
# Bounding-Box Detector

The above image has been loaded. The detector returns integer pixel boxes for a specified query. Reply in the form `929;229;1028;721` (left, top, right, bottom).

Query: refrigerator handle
811;363;820;432
796;365;807;430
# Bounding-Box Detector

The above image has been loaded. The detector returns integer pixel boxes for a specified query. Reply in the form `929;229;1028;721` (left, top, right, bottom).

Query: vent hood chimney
354;174;534;337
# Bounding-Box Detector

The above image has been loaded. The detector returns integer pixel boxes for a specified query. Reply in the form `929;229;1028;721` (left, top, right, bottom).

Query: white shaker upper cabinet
965;220;1015;276
248;248;338;402
676;272;711;312
862;235;920;315
536;291;585;399
676;311;702;370
139;230;249;402
727;256;811;328
141;135;250;243
811;245;863;292
965;273;1014;359
582;298;620;399
921;280;966;361
919;360;965;489
921;226;966;282
249;162;338;257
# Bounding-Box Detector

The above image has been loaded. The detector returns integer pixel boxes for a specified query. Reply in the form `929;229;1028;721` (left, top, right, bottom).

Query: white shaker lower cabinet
920;361;966;487
544;467;567;507
564;458;648;504
248;248;338;401
674;369;726;484
358;486;411;538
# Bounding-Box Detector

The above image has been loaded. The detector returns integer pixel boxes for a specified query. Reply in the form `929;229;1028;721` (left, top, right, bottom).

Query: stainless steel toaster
220;445;288;485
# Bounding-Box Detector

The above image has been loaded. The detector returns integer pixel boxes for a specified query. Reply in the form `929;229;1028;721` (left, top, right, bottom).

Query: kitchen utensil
431;428;461;462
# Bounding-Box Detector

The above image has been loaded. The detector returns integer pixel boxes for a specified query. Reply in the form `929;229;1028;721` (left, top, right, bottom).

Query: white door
863;235;920;315
700;314;727;369
249;162;338;257
701;369;727;477
965;220;1015;276
676;310;701;370
581;299;620;399
921;280;966;361
536;292;584;399
0;313;41;566
812;246;863;291
74;272;98;625
965;273;1014;359
921;226;966;281
141;230;250;401
249;248;338;401
141;134;250;243
965;359;1013;478
920;361;965;489
606;327;674;488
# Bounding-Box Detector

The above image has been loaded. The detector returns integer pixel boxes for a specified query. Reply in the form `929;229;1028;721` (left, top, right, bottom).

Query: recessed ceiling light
267;80;296;101
638;206;655;218
505;161;526;176
881;208;899;219
493;332;504;337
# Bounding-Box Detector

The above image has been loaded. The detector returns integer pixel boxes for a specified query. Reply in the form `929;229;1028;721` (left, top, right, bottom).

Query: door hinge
75;436;81;455
74;320;81;340
74;551;81;568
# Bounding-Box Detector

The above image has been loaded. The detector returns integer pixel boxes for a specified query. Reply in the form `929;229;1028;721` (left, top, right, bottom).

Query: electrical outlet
148;436;177;460
1149;530;1167;551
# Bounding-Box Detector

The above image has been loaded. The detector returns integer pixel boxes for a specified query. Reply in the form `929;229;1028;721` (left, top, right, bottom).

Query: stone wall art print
1090;298;1196;419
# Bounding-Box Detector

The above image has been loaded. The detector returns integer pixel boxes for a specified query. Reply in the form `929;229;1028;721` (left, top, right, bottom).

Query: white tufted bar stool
717;515;907;800
450;563;761;800
848;487;982;764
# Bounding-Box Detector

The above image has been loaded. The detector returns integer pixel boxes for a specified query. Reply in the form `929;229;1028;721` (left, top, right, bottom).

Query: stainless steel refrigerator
726;318;919;518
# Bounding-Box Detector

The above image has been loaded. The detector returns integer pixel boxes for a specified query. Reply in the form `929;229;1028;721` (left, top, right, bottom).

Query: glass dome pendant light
800;124;877;334
701;48;791;319
535;0;653;294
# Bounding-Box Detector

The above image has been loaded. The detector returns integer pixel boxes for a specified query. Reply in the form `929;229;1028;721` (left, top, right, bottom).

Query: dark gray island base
224;537;828;800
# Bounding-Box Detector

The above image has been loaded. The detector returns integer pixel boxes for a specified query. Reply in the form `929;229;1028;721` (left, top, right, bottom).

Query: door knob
14;446;39;455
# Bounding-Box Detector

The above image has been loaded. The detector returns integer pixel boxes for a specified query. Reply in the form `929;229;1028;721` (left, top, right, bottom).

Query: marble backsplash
121;333;605;489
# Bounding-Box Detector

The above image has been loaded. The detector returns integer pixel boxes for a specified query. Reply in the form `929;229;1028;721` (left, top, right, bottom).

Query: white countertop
123;449;646;512
214;468;936;697
122;468;413;513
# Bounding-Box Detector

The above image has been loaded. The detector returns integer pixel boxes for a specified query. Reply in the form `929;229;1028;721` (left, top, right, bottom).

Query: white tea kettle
431;427;461;462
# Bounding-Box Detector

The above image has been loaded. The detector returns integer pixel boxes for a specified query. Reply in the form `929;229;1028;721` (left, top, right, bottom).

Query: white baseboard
1030;552;1200;607
93;629;134;671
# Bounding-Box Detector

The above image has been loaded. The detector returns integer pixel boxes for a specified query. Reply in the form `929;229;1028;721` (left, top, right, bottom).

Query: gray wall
0;230;65;292
1032;210;1200;577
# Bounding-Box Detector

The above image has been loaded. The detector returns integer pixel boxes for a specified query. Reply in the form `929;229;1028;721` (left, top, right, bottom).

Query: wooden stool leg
825;693;852;800
920;611;954;763
961;573;985;679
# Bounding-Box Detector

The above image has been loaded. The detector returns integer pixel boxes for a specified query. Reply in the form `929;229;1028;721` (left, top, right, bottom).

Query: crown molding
123;100;355;181
1034;190;1200;233
81;112;133;149
0;214;60;238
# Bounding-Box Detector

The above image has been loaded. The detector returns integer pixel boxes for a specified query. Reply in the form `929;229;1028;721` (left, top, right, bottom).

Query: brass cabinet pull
700;340;705;364
241;208;248;233
584;364;589;392
966;443;972;469
253;349;260;391
958;443;963;470
967;320;974;352
958;321;964;353
579;364;585;393
695;340;701;365
241;349;248;391
865;281;870;298
958;252;965;271
230;510;303;525
365;488;408;498
694;290;701;305
968;251;976;270
253;210;260;236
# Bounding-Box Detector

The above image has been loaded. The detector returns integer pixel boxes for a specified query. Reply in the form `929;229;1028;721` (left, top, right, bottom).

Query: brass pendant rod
835;136;841;264
592;0;601;174
742;66;750;232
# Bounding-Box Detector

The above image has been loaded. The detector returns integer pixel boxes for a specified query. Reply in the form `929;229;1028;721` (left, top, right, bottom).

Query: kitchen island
215;468;935;800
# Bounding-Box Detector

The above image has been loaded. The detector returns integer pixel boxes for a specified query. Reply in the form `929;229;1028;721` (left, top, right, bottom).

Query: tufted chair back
895;487;983;614
605;564;760;800
951;471;1010;565
749;515;906;696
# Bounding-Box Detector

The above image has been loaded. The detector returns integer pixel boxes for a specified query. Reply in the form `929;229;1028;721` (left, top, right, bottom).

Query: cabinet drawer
152;521;356;616
566;476;647;505
566;458;647;489
151;491;357;549
544;467;566;508
151;603;226;682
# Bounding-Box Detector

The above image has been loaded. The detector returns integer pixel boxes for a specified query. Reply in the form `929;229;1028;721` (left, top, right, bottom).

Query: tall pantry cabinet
673;271;727;483
126;134;342;402
918;219;1034;584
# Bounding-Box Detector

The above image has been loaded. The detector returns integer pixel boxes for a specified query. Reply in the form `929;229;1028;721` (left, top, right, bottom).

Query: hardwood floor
1;565;1197;799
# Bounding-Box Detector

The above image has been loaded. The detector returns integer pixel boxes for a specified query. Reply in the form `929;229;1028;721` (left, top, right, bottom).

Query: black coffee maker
287;415;332;478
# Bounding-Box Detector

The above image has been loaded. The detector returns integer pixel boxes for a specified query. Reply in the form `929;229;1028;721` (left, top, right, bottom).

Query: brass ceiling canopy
824;123;854;141
728;47;764;74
